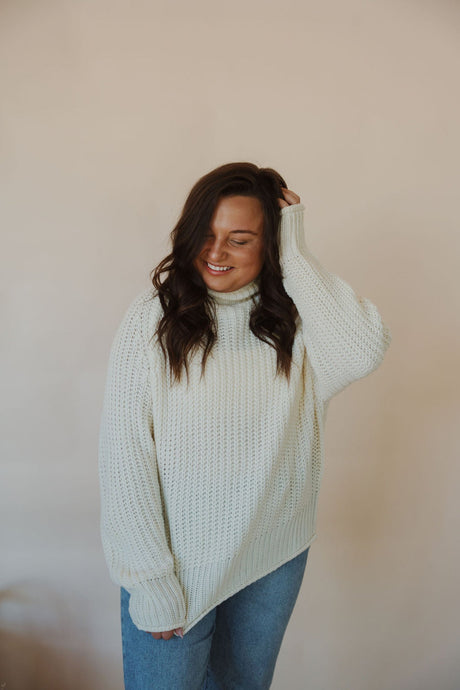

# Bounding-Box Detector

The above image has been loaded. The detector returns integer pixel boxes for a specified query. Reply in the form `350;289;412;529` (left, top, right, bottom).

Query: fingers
280;187;301;204
278;187;301;208
150;630;173;639
149;627;183;640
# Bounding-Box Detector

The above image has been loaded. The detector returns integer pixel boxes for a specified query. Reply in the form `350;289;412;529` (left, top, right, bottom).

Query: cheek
246;245;264;268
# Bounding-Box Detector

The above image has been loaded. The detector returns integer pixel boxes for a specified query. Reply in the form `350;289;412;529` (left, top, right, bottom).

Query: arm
278;203;392;402
98;291;186;632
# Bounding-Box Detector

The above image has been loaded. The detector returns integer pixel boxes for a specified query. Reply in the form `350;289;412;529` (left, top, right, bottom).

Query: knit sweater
98;203;392;635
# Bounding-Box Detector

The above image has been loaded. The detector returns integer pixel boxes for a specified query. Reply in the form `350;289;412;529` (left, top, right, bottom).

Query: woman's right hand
150;627;184;640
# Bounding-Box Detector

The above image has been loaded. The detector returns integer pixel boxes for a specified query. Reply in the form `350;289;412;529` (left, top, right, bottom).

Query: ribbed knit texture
98;203;392;634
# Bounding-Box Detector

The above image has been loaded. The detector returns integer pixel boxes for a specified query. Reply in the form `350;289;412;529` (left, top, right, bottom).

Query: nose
206;238;227;263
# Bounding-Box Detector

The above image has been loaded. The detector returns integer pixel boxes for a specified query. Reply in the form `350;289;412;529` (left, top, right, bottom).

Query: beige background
1;0;459;688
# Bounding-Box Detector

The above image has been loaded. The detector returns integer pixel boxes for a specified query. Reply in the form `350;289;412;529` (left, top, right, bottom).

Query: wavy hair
149;161;299;384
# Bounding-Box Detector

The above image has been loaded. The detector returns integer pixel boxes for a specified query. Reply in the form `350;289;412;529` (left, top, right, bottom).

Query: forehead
210;196;264;233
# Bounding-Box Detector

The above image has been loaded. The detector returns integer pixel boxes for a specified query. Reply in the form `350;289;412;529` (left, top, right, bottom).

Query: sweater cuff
279;203;307;258
126;572;187;632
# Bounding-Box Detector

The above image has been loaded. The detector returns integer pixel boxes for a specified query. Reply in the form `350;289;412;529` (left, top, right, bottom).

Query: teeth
207;262;232;271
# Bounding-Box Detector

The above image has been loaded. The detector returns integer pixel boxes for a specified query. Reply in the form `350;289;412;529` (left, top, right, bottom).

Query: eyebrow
207;229;259;236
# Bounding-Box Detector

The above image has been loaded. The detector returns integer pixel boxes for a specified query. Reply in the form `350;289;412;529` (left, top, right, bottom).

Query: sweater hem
178;533;317;636
176;503;319;635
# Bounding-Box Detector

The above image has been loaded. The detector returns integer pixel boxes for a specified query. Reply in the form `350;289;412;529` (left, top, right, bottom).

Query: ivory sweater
98;203;392;635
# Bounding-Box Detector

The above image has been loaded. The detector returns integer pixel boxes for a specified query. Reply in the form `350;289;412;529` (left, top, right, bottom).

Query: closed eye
204;234;248;246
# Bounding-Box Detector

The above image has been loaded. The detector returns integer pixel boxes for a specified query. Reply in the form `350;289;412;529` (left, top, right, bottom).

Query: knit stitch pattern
98;203;392;634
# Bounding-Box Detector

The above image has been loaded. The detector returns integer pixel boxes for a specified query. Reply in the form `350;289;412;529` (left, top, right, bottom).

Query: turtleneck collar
207;279;259;305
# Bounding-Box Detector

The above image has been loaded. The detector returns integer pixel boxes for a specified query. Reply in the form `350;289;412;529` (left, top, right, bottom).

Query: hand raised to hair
278;187;301;208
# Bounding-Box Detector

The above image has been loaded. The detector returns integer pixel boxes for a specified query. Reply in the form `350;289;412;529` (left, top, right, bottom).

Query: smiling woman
193;195;265;291
149;162;299;385
98;161;392;690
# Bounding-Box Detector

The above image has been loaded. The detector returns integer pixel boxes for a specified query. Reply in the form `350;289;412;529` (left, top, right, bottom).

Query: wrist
279;203;307;258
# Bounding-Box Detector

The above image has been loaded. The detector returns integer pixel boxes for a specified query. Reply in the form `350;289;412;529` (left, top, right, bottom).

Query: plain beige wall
1;0;459;688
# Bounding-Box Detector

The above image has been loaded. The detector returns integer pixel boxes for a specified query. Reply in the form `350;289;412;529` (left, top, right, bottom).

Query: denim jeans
120;546;310;689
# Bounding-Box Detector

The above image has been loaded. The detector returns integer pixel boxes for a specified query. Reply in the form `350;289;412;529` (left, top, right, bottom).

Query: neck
206;279;259;305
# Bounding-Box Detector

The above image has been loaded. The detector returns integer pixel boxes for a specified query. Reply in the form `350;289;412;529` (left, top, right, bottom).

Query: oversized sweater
98;202;392;635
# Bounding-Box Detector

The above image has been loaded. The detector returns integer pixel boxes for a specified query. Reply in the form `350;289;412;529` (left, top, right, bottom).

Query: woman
98;162;392;689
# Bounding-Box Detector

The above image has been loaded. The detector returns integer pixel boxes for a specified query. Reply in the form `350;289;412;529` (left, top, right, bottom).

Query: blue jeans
120;546;310;689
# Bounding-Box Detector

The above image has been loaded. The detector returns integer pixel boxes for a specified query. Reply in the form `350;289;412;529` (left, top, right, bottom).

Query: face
193;195;265;293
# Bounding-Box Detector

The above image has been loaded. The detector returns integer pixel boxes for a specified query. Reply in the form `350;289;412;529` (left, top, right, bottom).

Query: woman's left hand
278;187;301;209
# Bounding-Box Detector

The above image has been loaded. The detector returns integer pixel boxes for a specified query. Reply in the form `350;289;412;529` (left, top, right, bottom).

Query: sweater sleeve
98;292;186;632
278;203;392;402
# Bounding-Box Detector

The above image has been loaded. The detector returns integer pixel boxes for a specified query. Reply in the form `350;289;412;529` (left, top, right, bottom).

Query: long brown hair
149;162;299;384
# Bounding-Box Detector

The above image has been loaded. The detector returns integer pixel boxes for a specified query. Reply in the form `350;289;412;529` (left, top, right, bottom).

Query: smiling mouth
204;261;234;273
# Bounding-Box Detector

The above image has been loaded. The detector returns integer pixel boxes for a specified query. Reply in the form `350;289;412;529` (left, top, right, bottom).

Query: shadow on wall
0;580;106;690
